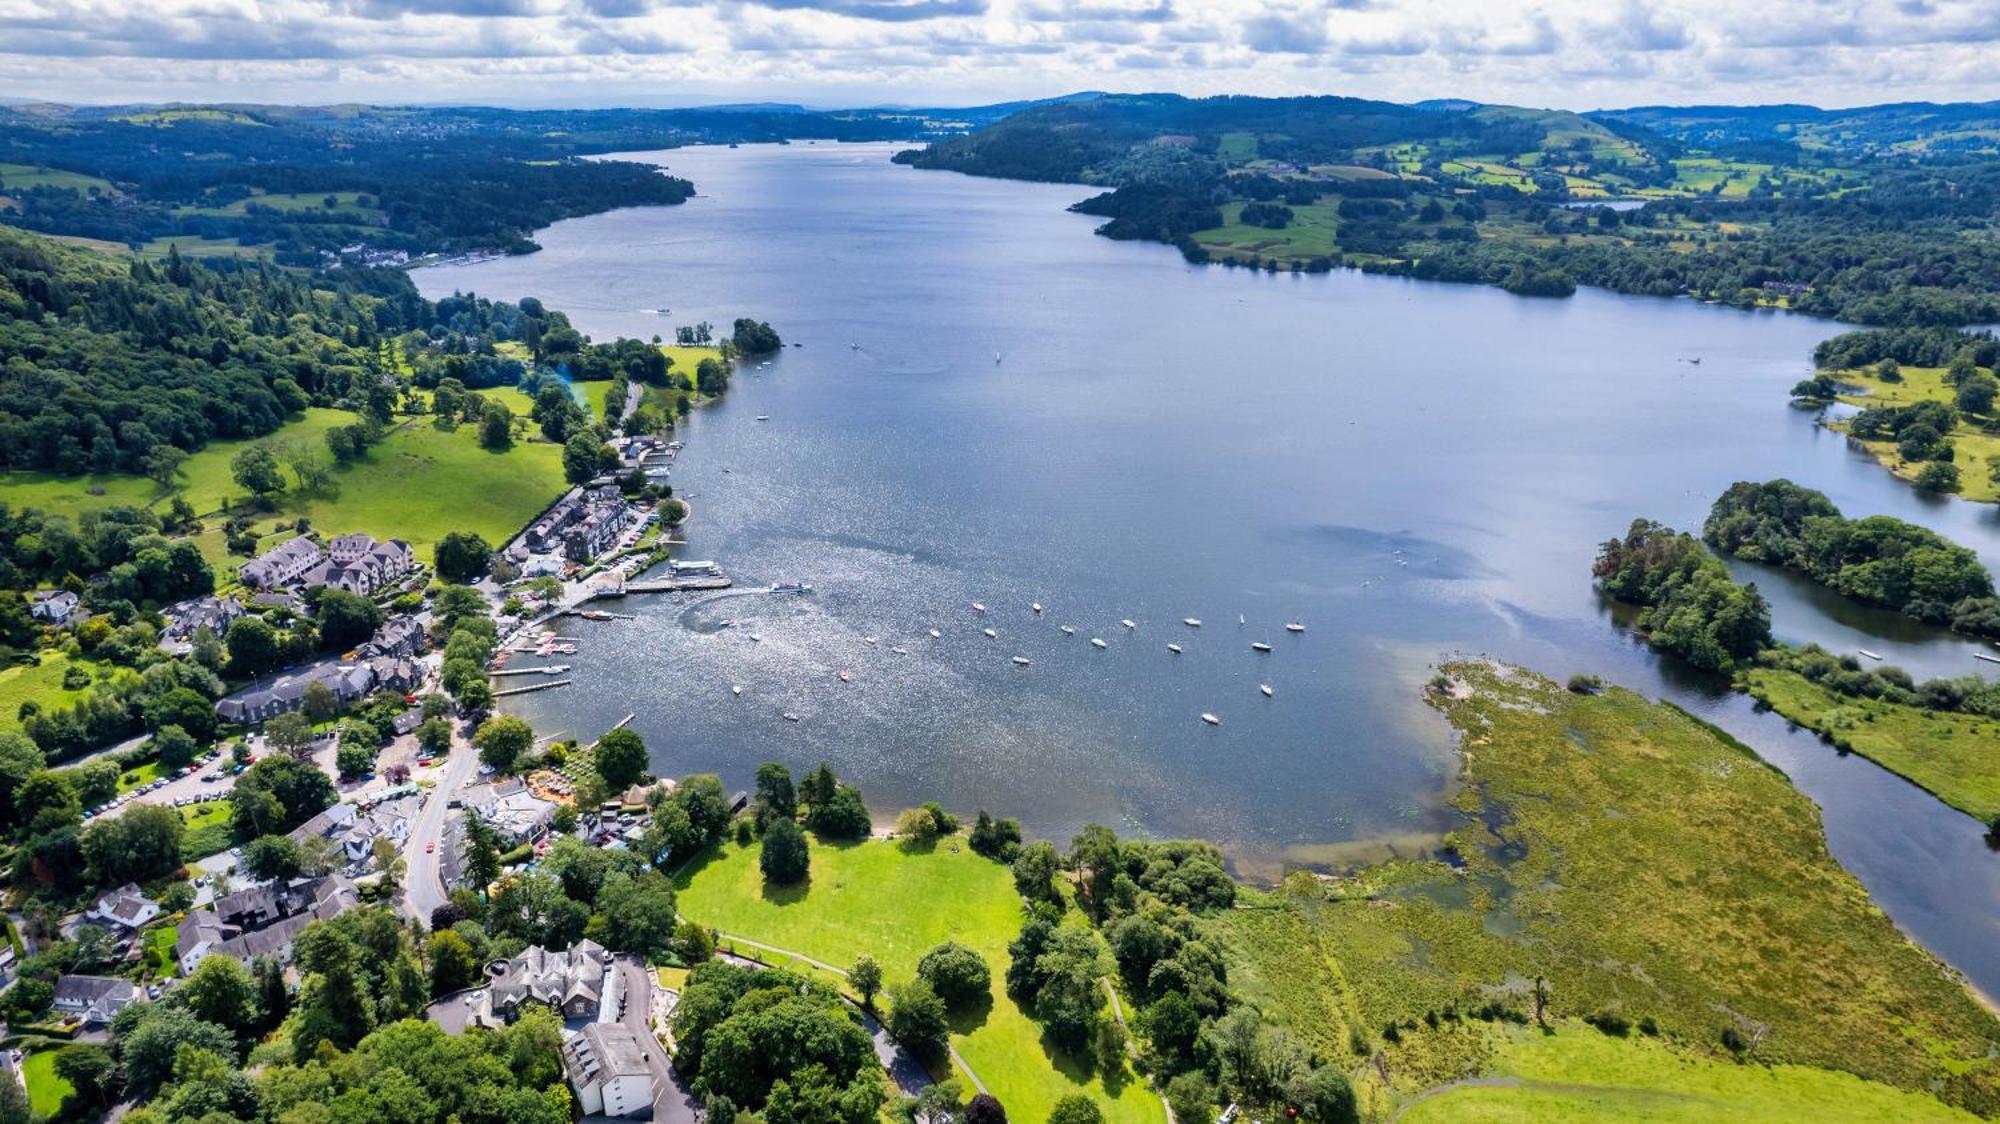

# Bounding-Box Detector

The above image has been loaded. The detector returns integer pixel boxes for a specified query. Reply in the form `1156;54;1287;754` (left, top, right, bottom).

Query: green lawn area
181;800;234;863
0;162;114;193
1209;662;2000;1117
660;344;725;379
0;407;567;563
676;837;1163;1124
1216;132;1259;163
141;920;182;978
0;653;127;736
1193;200;1338;264
1745;668;2000;822
20;1049;73;1118
1831;364;2000;502
1400;1024;1981;1123
117;760;165;795
136;236;272;261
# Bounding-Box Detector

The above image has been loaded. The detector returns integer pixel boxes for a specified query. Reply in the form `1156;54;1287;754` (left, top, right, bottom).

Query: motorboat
770;582;812;594
1183;618;1201;627
1090;638;1107;649
731;685;742;696
891;646;909;655
783;711;801;722
1012;656;1031;666
1285;623;1306;633
928;629;942;639
1251;642;1272;652
1167;644;1182;654
1260;684;1274;697
972;602;987;613
864;637;878;645
1859;649;1884;660
837;670;851;682
983;628;997;639
1060;625;1076;636
1121;619;1137;629
749;633;763;643
1031;603;1043;613
755;415;770;422
1200;713;1221;726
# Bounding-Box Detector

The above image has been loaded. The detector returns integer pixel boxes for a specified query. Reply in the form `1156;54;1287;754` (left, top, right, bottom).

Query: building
463;778;558;845
563;1022;654;1118
564;502;636;563
474;939;612;1025
30;590;79;624
159;595;246;654
52;975;138;1027
358;614;427;660
175;876;357;974
306;534;416;597
240;536;325;589
214;656;424;725
86;883;160;931
526;495;586;552
288;795;421;872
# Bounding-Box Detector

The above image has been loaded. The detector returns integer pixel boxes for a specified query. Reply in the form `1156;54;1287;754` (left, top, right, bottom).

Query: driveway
614;955;699;1124
402;723;482;926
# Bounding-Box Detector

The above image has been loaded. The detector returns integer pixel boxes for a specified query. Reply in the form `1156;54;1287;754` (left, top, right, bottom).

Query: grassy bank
1831;364;2000;502
1209;662;1999;1117
20;1049;72;1117
675;836;1162;1124
1744;668;2000;822
1399;1022;1982;1123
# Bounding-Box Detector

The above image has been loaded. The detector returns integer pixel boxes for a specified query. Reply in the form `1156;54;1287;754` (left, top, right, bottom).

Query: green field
181;799;234;862
0;162;114;194
136;236;272;261
0;407;567;563
0;653;128;736
1209;662;1999;1116
118;759;165;794
1193;200;1338;264
1400;1024;1982;1123
20;1049;72;1117
675;837;1163;1124
1745;668;2000;822
1831;364;2000;502
1217;132;1259;163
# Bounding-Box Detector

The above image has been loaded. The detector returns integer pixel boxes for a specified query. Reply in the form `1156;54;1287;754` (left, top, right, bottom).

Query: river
415;141;2000;996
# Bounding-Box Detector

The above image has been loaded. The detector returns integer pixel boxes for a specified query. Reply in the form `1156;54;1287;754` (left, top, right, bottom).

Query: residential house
159;595;246;654
175;876;357;974
289;796;421;872
358;614;427;660
474;940;612;1025
563;1022;654;1118
30;590;79;624
464;778;558;845
306;534;416;597
86;883;160;930
240;536;325;589
525;496;585;552
52;975;138;1027
213;656;423;725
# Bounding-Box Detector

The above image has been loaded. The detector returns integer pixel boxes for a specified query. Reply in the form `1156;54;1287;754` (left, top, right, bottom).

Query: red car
426;841;436;853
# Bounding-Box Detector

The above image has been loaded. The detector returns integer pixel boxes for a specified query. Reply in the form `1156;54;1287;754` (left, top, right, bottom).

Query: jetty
1975;652;2000;666
490;665;571;677
623;574;734;593
494;679;572;697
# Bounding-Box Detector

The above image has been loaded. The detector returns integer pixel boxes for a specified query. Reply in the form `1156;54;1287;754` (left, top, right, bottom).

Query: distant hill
1591;101;2000;158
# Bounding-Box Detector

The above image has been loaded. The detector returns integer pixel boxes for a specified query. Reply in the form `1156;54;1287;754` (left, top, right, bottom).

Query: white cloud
0;0;1998;107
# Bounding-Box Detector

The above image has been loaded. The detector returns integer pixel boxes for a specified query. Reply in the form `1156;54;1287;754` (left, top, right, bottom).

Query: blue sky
2;0;1998;109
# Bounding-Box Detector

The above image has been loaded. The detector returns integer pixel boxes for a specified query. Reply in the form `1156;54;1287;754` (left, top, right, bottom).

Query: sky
2;0;1998;111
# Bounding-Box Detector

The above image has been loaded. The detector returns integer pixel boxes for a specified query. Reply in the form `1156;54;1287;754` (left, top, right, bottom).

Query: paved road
616;956;700;1124
402;725;482;925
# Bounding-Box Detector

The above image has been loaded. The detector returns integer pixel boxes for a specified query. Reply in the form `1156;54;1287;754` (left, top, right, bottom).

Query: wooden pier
494;679;573;697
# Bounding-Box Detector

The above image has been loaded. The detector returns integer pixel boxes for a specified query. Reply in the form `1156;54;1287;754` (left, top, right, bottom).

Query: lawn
1831;363;2000;503
675;837;1163;1124
1209;662;2000;1116
0;653;127;736
1745;668;2000;822
1400;1023;1982;1123
0;407;567;562
141;920;182;978
1193;200;1338;265
0;162;114;193
181;800;234;863
136;236;273;261
117;760;165;795
20;1049;72;1118
660;344;725;380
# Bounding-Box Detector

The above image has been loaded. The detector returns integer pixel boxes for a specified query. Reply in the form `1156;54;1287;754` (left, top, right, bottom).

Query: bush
886;980;949;1060
1047;1095;1104;1124
1915;461;1962;493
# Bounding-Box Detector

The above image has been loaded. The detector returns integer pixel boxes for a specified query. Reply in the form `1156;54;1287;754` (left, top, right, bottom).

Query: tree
229;755;335;837
754;761;797;829
265;710;316;758
416;716;454;758
243;833;303;880
917;942;991;1009
595;727;648;790
434;533;494;583
761;817;810;884
1955;371;1997;415
1047;1095;1104;1124
805;783;871;841
17;770;79;834
337;741;376;778
596;869;680;959
224;615;280;676
464;813;502;892
1141;991;1200;1071
316;588;384;651
1032;928;1108;1053
116;1004;236;1093
969;810;1023;861
81;803;184;885
897;806;940;848
965;1094;1008;1124
887;979;950;1060
180;954;261;1038
563;431;618;485
54;1044;116;1108
150;723;198;770
850;955;883;1009
230;445;285;499
1013;841;1062;903
1292;1065;1358;1124
302;680;340;724
1165;1072;1215;1124
475;715;534;773
144;444;188;489
428;927;482;997
1915;461;1962;493
479;401;515;449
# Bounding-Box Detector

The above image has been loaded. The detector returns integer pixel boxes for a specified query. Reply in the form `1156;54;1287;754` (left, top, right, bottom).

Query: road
402;725;482;925
617;955;700;1124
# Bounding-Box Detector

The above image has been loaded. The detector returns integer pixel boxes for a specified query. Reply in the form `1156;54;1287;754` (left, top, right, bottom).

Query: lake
416;142;2000;996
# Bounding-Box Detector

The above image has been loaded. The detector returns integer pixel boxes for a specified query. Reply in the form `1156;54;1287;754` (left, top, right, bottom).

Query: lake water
416;142;2000;996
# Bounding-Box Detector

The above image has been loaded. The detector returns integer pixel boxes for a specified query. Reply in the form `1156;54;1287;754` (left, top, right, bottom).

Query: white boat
749;633;764;643
1200;713;1221;726
783;711;801;722
927;629;942;639
864;637;878;645
731;685;742;696
755;415;770;422
1167;644;1182;654
1031;603;1043;613
1090;638;1107;649
1238;614;1246;625
1285;623;1306;633
972;602;987;613
1251;642;1272;652
770;581;812;594
1183;618;1201;627
983;628;997;639
891;646;909;655
1121;619;1137;629
1012;656;1031;666
1859;649;1884;661
1260;684;1274;698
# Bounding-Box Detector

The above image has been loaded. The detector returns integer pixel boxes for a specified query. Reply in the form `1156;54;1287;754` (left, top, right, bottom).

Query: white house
239;536;325;589
86;883;160;930
563;1022;653;1118
29;590;79;624
52;975;138;1027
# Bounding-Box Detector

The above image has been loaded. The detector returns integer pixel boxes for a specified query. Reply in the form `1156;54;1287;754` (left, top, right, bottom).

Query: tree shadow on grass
759;873;811;906
945;991;993;1037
